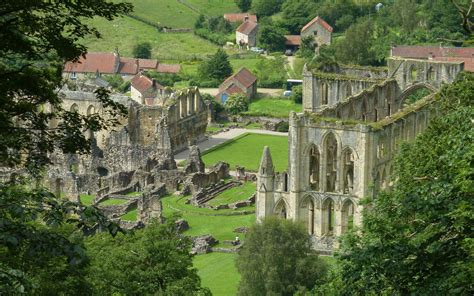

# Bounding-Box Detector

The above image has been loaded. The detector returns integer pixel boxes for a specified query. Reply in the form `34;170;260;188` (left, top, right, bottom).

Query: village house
284;35;302;52
301;16;333;47
130;73;165;105
391;45;474;72
215;67;257;104
224;13;257;24
236;21;258;48
63;49;181;80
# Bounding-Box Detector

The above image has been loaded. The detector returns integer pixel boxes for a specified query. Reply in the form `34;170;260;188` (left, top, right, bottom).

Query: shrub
132;42;152;59
291;85;303;104
224;93;248;115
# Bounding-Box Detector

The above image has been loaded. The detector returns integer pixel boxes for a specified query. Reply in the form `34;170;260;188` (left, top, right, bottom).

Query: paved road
174;128;288;163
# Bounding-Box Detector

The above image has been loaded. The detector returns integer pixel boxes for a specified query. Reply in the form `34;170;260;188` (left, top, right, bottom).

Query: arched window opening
322;198;334;235
70;104;79;113
321;83;329;105
374;108;378;121
427;66;435;81
387;103;391;116
275;200;287;219
309;146;320;190
409;65;417;82
283;173;288;192
308;200;315;235
87;105;96;116
325;133;338;192
361;101;367;121
342;149;354;194
346;83;352;97
341;200;355;234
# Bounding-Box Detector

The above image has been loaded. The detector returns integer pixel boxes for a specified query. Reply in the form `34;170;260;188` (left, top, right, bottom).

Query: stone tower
256;146;275;222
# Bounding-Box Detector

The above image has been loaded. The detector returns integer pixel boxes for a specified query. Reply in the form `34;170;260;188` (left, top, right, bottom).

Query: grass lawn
125;191;141;197
208;182;255;206
244;97;302;118
193;253;240;296
201;133;289;172
82;16;218;59
80;194;95;205
99;198;129;206
186;0;239;16
206;125;223;133
121;207;137;221
114;0;199;28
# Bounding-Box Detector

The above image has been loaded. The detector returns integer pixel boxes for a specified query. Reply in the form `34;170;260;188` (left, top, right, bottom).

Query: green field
194;253;240;296
201;133;289;172
186;0;239;16
208;182;255;206
82;16;218;59
80;194;95;205
244;97;303;118
121;207;137;221
99;198;129;206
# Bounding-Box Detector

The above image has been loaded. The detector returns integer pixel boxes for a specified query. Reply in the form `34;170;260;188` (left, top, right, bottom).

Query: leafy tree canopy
132;41;152;59
235;0;252;13
333;72;474;295
237;217;328;295
252;0;285;17
258;22;286;52
224;93;249;115
198;49;233;82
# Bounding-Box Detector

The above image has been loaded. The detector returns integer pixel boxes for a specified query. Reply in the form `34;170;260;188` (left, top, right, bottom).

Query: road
174;128;288;163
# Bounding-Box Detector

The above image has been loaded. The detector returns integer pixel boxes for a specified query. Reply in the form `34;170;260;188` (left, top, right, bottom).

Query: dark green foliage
86;219;210;295
132;41;152;59
147;71;182;87
198;49;233;82
255;56;287;88
291;85;303;104
307;45;339;72
235;0;252;12
194;14;206;29
275;121;289;132
201;93;224;115
334;73;474;295
224;93;248;115
280;0;318;34
252;0;285;17
0;0;132;292
104;74;124;89
258;22;286;52
194;16;232;45
236;217;328;295
299;36;316;59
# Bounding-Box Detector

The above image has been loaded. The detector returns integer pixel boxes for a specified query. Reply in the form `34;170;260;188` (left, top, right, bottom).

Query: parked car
283;90;292;97
284;49;294;56
250;47;265;54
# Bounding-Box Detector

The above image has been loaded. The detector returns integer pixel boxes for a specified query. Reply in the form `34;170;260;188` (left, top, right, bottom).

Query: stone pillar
334;202;343;237
315;204;323;237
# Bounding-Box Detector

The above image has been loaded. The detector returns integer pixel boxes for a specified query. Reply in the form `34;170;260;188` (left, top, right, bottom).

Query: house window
313;30;318;36
221;93;229;104
71;72;77;80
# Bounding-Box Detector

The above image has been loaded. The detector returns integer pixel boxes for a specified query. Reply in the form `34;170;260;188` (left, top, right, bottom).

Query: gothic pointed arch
70;103;79;113
321;197;335;236
308;144;320;190
341;199;355;234
342;147;355;194
299;195;316;235
274;198;289;219
322;132;339;192
320;82;329;105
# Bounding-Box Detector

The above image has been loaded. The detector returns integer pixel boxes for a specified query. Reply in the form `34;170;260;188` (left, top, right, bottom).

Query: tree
132;42;152;59
224;93;248;115
291;85;303;104
235;0;252;13
280;0;318;34
252;0;285;17
237;217;328;295
258;23;286;52
335;73;474;295
299;36;316;59
334;18;377;66
86;219;210;295
0;0;132;292
198;49;233;82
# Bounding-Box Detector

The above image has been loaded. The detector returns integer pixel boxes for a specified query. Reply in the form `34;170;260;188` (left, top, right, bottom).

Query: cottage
224;13;257;23
63;49;181;80
236;21;258;48
216;67;257;104
284;35;302;51
300;16;333;47
130;73;165;105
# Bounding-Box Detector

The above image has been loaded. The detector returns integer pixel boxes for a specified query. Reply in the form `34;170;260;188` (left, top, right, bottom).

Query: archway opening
321;83;329;105
325;133;338;192
275;200;287;219
322;198;334;236
309;146;320;190
346;83;352;97
402;86;433;108
409;65;417;82
341;200;355;234
342;149;354;194
427;66;435;81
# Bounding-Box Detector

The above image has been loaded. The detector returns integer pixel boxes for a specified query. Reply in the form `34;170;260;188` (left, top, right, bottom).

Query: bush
275;121;289;132
224;93;248;115
132;42;152;59
291;85;303;104
198;49;233;83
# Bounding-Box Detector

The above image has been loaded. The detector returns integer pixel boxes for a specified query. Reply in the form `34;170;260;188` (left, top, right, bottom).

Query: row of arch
306;132;356;194
177;92;201;119
320;81;353;106
408;65;436;83
274;196;356;236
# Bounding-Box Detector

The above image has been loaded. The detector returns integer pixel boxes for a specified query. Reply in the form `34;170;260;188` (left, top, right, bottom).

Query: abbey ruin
256;57;464;251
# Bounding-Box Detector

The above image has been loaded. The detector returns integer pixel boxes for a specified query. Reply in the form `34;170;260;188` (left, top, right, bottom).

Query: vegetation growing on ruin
201;133;289;171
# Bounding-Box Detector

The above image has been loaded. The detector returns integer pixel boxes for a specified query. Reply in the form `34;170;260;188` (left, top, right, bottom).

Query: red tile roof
64;52;117;74
224;13;257;23
236;21;258;35
391;45;474;72
131;73;163;97
157;63;181;74
220;67;257;91
64;52;180;75
285;35;302;46
301;16;333;33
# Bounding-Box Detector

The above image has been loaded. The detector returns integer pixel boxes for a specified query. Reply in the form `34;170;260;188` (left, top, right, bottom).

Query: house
130;73;165;105
284;35;302;51
236;21;258;48
300;16;333;47
391;45;474;72
224;13;257;23
63;50;181;80
216;67;257;104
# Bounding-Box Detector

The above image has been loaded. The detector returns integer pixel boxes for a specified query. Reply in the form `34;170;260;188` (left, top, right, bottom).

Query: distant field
201;133;289;172
208;182;255;206
194;253;240;296
82;16;218;59
186;0;239;16
244;97;302;118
